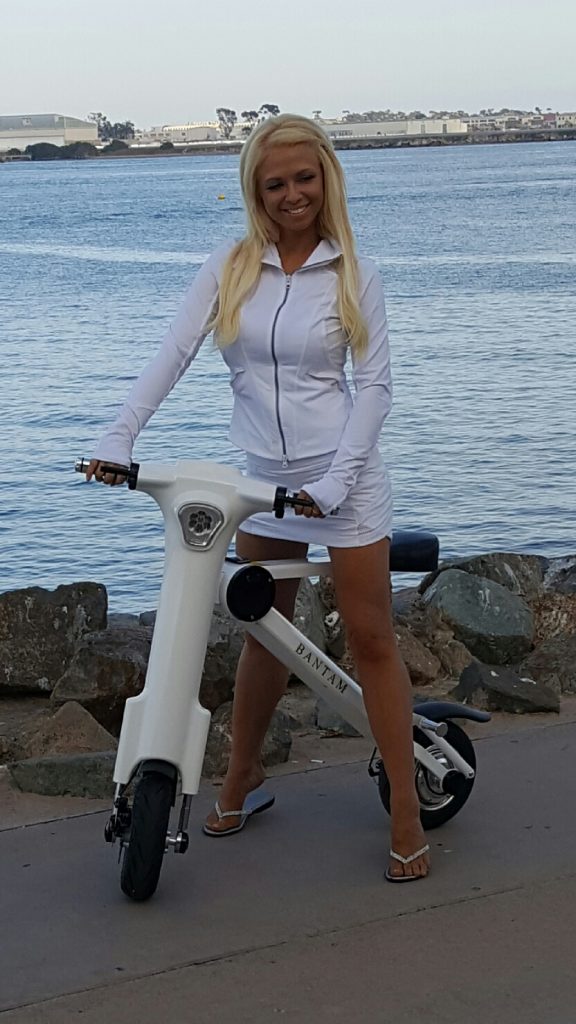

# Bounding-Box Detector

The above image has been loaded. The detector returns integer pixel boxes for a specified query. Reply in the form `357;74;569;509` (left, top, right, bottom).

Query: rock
520;636;576;695
0;697;52;764
394;623;442;685
8;752;116;798
544;555;576;595
202;702;292;778
23;701;117;758
0;582;107;695
324;610;345;660
451;661;559;714
420;553;548;603
530;590;576;644
421;568;533;665
316;575;338;614
391;586;421;618
403;606;474;679
199;606;245;711
139;610;156;627
51;627;151;733
108;612;140;629
293;579;327;653
314;698;361;737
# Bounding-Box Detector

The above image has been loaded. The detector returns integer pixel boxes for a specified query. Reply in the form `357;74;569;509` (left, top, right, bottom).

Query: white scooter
76;457;489;901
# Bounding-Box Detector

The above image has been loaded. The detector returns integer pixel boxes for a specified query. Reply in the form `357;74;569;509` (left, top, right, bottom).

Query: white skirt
240;449;393;548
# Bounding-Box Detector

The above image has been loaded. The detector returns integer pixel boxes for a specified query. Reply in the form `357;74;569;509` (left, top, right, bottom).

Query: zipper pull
282;454;289;468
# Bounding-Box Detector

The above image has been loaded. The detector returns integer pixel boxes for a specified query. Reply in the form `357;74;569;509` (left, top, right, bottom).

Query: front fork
105;777;193;856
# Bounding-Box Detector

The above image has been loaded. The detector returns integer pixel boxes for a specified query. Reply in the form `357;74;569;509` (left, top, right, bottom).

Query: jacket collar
261;237;342;270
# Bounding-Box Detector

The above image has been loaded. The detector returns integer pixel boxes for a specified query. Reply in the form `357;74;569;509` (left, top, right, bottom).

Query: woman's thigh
236;529;309;618
328;538;394;644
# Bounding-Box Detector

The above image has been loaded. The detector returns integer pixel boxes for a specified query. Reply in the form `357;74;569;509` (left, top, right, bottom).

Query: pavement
1;705;576;1024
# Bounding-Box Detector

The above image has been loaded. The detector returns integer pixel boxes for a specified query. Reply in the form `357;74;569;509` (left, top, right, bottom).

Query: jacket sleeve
93;246;228;466
302;260;392;515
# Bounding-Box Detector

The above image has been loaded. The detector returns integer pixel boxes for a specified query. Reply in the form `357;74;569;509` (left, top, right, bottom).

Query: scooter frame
76;457;489;883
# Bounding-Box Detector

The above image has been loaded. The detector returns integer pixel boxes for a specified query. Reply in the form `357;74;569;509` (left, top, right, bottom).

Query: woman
87;114;430;882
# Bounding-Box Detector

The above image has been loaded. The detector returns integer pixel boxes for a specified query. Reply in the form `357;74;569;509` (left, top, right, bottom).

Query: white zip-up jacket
94;238;392;515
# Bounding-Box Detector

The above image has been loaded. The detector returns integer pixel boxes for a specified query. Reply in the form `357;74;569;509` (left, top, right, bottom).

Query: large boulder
51;626;151;733
530;590;576;644
421;568;533;665
202;701;292;778
0;583;107;694
544;555;576;595
520;636;576;695
22;701;117;758
393;624;442;686
420;553;548;604
452;660;559;714
8;752;116;799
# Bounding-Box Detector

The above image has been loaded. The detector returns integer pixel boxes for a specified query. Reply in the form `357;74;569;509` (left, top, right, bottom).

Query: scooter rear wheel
377;721;477;830
120;767;176;901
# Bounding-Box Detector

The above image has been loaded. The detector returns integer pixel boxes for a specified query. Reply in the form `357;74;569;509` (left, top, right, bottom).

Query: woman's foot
387;809;430;881
204;764;266;834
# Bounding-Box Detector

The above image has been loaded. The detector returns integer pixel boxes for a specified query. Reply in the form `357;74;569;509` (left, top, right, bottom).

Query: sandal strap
214;801;246;821
389;844;430;866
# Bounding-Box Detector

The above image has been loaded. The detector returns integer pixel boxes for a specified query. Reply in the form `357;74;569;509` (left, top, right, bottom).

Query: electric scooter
76;457;490;901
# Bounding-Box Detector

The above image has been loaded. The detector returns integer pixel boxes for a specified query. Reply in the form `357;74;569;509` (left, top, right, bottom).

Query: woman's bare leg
205;530;308;832
329;539;429;880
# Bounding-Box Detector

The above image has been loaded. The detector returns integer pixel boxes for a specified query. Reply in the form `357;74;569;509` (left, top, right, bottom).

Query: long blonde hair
212;114;368;355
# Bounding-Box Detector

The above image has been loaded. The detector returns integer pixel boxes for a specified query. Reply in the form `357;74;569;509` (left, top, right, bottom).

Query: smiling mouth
282;205;310;216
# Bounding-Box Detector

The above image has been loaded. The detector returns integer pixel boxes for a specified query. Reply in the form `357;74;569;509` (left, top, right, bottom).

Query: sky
3;0;575;127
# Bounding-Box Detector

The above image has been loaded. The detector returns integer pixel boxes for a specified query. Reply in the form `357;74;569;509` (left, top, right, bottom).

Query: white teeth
284;206;308;215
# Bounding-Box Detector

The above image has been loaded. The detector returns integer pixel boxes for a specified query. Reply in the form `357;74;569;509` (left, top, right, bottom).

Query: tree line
215;104;280;139
88;112;135;141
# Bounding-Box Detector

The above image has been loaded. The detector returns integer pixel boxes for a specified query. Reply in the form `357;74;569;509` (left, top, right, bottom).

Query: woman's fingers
86;459;128;486
294;489;324;518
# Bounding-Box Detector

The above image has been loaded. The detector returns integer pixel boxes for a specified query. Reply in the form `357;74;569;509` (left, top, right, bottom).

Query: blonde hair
212;114;368;355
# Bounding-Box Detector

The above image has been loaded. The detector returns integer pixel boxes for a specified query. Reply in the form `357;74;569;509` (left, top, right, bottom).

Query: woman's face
257;142;324;241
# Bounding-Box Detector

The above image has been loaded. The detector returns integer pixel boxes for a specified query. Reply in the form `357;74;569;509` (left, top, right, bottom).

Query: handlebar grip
74;458;140;490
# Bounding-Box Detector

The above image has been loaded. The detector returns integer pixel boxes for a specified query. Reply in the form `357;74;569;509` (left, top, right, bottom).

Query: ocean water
1;142;575;611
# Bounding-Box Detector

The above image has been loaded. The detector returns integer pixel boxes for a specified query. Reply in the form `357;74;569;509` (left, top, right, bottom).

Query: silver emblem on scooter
178;503;224;549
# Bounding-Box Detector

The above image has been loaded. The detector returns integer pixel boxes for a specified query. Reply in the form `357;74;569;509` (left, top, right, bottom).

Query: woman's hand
84;459;129;486
294;489;324;518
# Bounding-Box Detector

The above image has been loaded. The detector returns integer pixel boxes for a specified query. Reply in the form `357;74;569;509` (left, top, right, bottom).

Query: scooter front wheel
120;765;177;901
377;721;477;830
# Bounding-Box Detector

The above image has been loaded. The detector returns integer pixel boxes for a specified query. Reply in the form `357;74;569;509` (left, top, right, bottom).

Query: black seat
389;530;439;573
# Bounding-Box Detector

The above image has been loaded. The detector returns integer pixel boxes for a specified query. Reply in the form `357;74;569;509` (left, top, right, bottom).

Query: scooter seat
389;530;439;573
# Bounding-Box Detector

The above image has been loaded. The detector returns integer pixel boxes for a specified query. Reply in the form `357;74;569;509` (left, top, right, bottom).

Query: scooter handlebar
75;458;140;490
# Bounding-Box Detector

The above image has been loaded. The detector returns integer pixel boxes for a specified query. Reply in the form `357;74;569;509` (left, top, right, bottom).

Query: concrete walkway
1;714;575;1023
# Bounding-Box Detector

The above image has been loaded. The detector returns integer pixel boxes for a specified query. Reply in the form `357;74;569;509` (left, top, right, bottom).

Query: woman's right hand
85;459;129;485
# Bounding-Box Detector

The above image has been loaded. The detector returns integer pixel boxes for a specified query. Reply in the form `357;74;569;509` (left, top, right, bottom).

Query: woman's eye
266;183;282;191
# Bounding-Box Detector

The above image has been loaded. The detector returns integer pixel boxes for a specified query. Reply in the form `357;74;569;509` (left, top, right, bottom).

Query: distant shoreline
3;126;575;163
98;126;576;159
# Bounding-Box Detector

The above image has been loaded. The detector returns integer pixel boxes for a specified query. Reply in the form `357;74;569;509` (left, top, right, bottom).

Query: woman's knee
346;622;397;666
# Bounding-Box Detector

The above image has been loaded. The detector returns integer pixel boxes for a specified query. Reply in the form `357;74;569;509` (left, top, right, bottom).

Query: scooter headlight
178;503;224;549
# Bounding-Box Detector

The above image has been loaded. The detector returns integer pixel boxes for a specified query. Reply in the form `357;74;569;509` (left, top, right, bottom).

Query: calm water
1;143;575;611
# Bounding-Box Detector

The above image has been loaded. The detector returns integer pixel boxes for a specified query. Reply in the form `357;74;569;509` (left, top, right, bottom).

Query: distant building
0;114;98;152
136;121;220;145
319;117;468;139
557;111;576;128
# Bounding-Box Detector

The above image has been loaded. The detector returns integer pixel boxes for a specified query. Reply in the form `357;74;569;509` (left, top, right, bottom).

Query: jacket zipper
270;275;291;466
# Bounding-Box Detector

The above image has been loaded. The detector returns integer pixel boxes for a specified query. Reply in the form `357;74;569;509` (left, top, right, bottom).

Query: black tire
377;721;476;830
120;768;176;901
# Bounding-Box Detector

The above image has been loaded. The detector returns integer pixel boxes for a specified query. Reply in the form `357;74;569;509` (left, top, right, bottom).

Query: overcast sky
3;0;575;127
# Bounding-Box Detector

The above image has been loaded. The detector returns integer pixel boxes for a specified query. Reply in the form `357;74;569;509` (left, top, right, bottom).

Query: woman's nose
285;181;302;203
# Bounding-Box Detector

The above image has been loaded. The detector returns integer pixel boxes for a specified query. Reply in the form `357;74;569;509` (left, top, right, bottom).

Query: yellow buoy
217;194;225;200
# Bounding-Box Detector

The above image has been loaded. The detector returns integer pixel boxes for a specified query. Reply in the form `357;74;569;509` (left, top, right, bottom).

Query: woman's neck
276;230;321;275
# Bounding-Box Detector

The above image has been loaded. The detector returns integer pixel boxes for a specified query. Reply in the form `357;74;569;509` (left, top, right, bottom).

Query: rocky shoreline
1;550;575;800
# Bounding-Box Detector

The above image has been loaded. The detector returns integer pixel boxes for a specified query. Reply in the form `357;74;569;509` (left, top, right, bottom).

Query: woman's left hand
295;490;324;518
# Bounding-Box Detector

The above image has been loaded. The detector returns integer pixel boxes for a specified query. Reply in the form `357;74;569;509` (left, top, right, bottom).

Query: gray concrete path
1;718;575;1023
